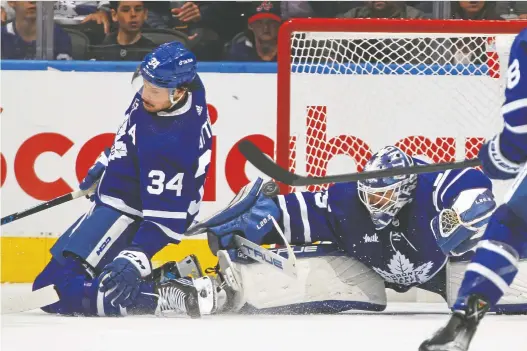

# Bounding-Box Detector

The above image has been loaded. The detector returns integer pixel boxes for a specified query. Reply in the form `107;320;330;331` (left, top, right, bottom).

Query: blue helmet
357;146;417;230
140;41;197;89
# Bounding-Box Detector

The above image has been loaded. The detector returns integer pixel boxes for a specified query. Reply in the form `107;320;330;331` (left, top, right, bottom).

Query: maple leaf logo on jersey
372;251;433;286
196;105;203;116
109;117;129;161
109;141;127;160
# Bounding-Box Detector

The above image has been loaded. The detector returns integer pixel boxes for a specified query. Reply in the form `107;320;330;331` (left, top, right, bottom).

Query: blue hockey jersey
274;165;492;287
96;75;213;257
495;28;527;165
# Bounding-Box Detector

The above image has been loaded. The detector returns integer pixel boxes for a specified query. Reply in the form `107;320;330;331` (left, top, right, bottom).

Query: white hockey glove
432;188;496;256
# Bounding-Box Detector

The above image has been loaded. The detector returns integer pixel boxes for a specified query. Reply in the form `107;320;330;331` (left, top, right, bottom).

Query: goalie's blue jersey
96;75;213;257
495;28;527;165
275;165;492;287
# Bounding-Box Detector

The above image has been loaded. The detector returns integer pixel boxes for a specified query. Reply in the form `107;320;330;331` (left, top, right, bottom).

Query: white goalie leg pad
447;259;527;308
236;250;387;310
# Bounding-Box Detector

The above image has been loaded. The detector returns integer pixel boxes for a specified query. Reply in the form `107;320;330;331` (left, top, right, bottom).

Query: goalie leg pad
233;244;387;313
50;204;140;272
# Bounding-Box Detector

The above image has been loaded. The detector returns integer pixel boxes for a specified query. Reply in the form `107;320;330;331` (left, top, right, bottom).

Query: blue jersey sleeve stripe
433;169;452;211
477;240;519;267
465;263;509;293
501;98;527;115
145;220;184;242
99;194;143;218
280;193;306;243
143;209;187;219
276;195;292;243
504;122;527;134
294;192;312;243
439;168;472;205
492;134;523;171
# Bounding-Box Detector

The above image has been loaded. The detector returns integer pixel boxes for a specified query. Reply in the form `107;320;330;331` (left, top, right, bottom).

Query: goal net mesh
281;24;517;194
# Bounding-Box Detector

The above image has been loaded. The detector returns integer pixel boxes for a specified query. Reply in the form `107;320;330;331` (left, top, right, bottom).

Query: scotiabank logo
0;103;488;201
0;103;275;202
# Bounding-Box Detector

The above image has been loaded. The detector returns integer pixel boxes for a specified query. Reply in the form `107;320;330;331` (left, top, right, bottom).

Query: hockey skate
419;295;490;351
153;277;202;318
152;254;204;283
148;255;218;318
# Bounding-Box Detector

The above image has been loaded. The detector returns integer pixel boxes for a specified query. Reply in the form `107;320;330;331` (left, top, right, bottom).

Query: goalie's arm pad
274;189;336;245
432;188;496;256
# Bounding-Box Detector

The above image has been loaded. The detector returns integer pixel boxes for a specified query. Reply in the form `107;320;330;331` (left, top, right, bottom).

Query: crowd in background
1;1;526;62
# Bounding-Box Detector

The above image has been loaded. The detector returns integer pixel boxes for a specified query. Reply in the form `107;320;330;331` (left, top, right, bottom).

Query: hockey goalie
198;145;527;315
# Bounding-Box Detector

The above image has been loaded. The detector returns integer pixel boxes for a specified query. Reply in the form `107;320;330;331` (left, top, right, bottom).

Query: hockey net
276;19;527;196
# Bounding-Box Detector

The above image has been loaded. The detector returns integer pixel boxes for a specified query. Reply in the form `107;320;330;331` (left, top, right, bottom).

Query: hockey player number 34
147;170;184;196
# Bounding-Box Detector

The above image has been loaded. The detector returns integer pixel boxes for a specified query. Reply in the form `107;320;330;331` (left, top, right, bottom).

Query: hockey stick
1;285;59;315
238;140;482;187
1;184;97;226
233;216;297;278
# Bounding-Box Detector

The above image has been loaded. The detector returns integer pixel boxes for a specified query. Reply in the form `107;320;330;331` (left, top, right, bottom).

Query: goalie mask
357;146;417;230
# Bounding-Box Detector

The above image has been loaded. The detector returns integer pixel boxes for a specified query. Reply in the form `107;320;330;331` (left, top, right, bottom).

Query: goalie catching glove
432;188;496;256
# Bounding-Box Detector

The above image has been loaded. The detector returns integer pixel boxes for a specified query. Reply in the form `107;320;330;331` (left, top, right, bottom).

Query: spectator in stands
191;2;245;42
91;1;155;61
496;1;527;20
1;1;72;60
337;1;425;19
1;0;15;23
281;1;361;19
1;1;111;44
168;1;224;61
224;1;281;62
54;1;109;29
451;1;502;20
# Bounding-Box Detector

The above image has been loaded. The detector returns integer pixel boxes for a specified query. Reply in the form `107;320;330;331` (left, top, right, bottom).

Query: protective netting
291;33;501;76
283;30;517;192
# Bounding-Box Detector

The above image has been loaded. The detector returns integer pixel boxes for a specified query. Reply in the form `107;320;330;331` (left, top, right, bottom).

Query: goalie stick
233;216;297;278
238;139;482;187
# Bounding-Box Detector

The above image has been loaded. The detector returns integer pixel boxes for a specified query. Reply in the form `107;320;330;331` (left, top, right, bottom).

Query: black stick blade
238;139;299;185
239;139;483;187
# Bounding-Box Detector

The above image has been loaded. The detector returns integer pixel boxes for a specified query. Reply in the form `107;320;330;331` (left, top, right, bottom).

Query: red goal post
276;19;527;196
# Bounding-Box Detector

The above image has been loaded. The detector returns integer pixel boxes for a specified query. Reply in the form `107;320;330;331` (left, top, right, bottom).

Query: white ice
1;284;526;351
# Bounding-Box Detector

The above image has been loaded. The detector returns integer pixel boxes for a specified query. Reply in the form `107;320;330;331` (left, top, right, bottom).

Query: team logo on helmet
147;57;160;70
179;58;194;66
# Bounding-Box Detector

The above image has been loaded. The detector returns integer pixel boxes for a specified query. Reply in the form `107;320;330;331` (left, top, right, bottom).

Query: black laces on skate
205;264;226;292
205;265;219;275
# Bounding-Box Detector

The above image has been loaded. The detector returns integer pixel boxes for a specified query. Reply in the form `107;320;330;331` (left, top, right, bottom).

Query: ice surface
2;284;526;351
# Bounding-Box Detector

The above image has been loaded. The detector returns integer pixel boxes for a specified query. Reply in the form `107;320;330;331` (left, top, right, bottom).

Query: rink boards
0;61;510;284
